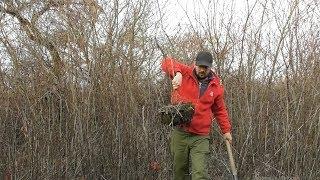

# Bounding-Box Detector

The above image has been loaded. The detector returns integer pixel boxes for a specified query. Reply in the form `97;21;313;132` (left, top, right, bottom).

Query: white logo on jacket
210;92;213;96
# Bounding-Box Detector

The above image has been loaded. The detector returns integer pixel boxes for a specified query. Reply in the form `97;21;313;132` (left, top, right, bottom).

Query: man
161;51;232;180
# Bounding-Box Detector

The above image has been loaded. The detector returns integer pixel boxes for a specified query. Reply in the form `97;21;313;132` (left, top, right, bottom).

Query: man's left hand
223;132;232;143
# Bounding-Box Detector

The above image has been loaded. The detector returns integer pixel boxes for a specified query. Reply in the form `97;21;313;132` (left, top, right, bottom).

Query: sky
1;0;319;76
155;0;251;35
153;0;319;79
154;0;319;37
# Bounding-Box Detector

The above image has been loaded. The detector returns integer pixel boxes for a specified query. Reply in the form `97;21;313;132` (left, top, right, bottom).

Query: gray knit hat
195;51;213;67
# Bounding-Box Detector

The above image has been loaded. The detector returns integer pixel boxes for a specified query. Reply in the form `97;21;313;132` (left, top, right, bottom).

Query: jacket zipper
198;82;202;98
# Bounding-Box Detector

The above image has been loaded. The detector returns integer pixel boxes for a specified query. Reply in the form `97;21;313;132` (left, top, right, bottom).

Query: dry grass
0;0;319;179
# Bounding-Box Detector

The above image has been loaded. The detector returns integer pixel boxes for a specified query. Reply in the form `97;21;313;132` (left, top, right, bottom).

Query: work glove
172;72;182;90
223;132;232;143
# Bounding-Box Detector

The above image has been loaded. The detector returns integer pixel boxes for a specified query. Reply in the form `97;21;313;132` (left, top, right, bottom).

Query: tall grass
0;0;319;179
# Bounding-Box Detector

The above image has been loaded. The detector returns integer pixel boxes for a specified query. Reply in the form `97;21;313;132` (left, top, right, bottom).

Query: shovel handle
225;140;238;180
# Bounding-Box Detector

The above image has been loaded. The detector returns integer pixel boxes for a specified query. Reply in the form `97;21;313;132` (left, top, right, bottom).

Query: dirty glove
172;72;182;90
223;132;232;143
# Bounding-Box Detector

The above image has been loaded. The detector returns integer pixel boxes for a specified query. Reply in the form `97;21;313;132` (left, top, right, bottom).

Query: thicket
0;0;319;179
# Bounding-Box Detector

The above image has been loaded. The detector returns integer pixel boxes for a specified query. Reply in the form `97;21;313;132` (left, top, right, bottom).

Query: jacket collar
192;68;215;83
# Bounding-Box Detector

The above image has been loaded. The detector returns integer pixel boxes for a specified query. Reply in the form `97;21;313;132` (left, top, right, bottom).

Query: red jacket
161;57;231;135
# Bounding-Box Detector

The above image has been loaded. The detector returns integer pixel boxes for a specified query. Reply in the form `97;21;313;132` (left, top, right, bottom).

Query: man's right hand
172;72;182;90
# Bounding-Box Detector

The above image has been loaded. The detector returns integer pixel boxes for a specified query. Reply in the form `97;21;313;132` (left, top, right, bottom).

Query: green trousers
171;128;210;180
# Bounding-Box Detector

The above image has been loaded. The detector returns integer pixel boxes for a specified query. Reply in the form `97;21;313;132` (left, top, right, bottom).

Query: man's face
195;65;210;79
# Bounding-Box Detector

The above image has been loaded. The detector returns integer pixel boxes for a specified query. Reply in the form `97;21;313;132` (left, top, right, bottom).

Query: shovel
225;140;238;180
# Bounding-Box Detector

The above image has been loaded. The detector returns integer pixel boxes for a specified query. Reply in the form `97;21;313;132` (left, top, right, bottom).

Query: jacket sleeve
211;89;231;134
161;56;189;78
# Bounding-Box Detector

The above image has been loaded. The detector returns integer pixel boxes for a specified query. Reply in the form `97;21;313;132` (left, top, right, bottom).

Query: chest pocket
200;90;215;104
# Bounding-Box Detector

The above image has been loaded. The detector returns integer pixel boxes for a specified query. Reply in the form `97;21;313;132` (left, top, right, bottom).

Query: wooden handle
225;140;238;180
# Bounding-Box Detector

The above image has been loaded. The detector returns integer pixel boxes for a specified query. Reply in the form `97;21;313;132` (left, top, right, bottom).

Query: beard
196;72;208;79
